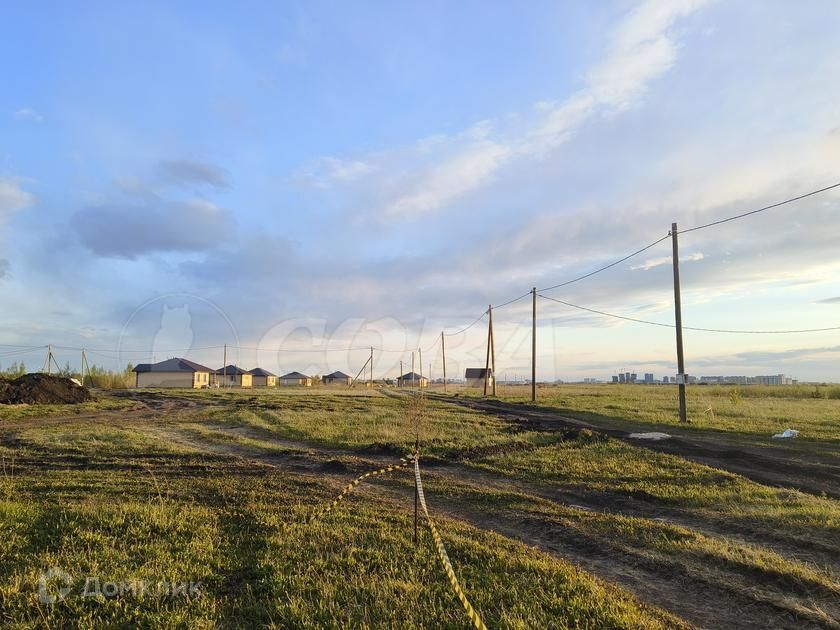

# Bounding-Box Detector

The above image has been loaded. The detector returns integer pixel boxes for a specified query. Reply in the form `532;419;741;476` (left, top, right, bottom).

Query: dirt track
7;391;839;629
429;394;840;500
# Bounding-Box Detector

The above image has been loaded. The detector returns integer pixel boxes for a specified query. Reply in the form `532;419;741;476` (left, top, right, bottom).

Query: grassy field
1;386;838;627
0;410;680;628
480;383;840;441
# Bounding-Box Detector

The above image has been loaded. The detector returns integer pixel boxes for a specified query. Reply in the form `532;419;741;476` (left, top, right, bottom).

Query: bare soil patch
0;374;93;404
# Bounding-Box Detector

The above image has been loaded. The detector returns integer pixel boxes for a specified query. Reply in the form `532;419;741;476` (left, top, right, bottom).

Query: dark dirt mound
0;374;94;404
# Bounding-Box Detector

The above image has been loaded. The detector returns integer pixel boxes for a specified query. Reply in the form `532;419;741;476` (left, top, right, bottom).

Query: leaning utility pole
531;287;537;402
671;223;688;423
369;346;374;388
441;331;447;393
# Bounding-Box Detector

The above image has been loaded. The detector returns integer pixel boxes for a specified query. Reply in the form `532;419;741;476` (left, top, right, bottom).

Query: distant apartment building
697;374;795;385
612;372;659;384
756;374;795;385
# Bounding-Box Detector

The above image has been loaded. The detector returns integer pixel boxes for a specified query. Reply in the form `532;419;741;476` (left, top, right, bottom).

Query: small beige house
248;368;277;387
465;368;493;389
397;372;428;388
323;370;352;386
278;371;312;386
133;358;212;388
213;365;252;388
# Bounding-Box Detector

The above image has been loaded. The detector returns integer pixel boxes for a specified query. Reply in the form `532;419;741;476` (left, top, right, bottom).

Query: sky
2;0;840;382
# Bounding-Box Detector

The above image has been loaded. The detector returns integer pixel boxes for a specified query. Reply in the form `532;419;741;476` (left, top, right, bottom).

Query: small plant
729;388;742;406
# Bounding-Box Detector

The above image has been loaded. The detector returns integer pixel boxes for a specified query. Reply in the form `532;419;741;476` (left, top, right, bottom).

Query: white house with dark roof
132;358;213;388
278;371;312;386
213;365;252;388
322;370;352;385
464;368;493;389
247;368;277;387
397;371;428;388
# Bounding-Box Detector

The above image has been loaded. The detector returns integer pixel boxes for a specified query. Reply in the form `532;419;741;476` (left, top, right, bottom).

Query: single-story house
465;368;494;389
213;365;253;388
278;371;312;387
397;372;428;388
323;370;352;385
248;367;277;387
133;358;213;388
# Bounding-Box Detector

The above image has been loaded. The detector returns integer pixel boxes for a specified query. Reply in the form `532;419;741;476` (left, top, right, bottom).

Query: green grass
0;397;135;422
0;448;679;627
467;432;840;545
178;390;567;459
3;387;839;626
487;383;840;441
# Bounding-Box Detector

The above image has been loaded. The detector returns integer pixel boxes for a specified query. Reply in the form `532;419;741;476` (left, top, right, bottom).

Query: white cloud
13;107;43;122
385;141;511;217
0;178;35;221
324;157;376;182
311;0;711;220
292;156;377;189
632;252;704;271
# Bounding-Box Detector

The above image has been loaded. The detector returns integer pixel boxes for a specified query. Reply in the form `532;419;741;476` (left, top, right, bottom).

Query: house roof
133;357;213;373
465;368;492;379
214;365;248;375
398;372;426;380
324;371;351;379
247;368;276;377
279;371;310;380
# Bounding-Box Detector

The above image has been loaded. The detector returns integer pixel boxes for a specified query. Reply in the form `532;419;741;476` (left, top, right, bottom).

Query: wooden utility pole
411;352;415;389
671;223;688;423
483;305;492;396
222;344;227;388
400;359;403;387
419;348;423;390
369;346;374;387
82;350;93;387
441;332;447;393
531;288;537;402
489;306;496;396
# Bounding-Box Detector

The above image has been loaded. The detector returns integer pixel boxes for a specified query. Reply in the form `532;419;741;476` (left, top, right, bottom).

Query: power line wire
51;344;226;353
537;294;840;334
494;291;532;310
680;181;840;234
537;234;671;293
443;310;488;336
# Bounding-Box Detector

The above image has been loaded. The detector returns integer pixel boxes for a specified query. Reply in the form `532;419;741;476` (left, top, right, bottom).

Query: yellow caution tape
414;454;488;630
309;455;414;523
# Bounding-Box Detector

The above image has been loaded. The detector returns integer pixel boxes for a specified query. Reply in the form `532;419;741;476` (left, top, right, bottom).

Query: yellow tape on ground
414;455;488;630
308;455;414;523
